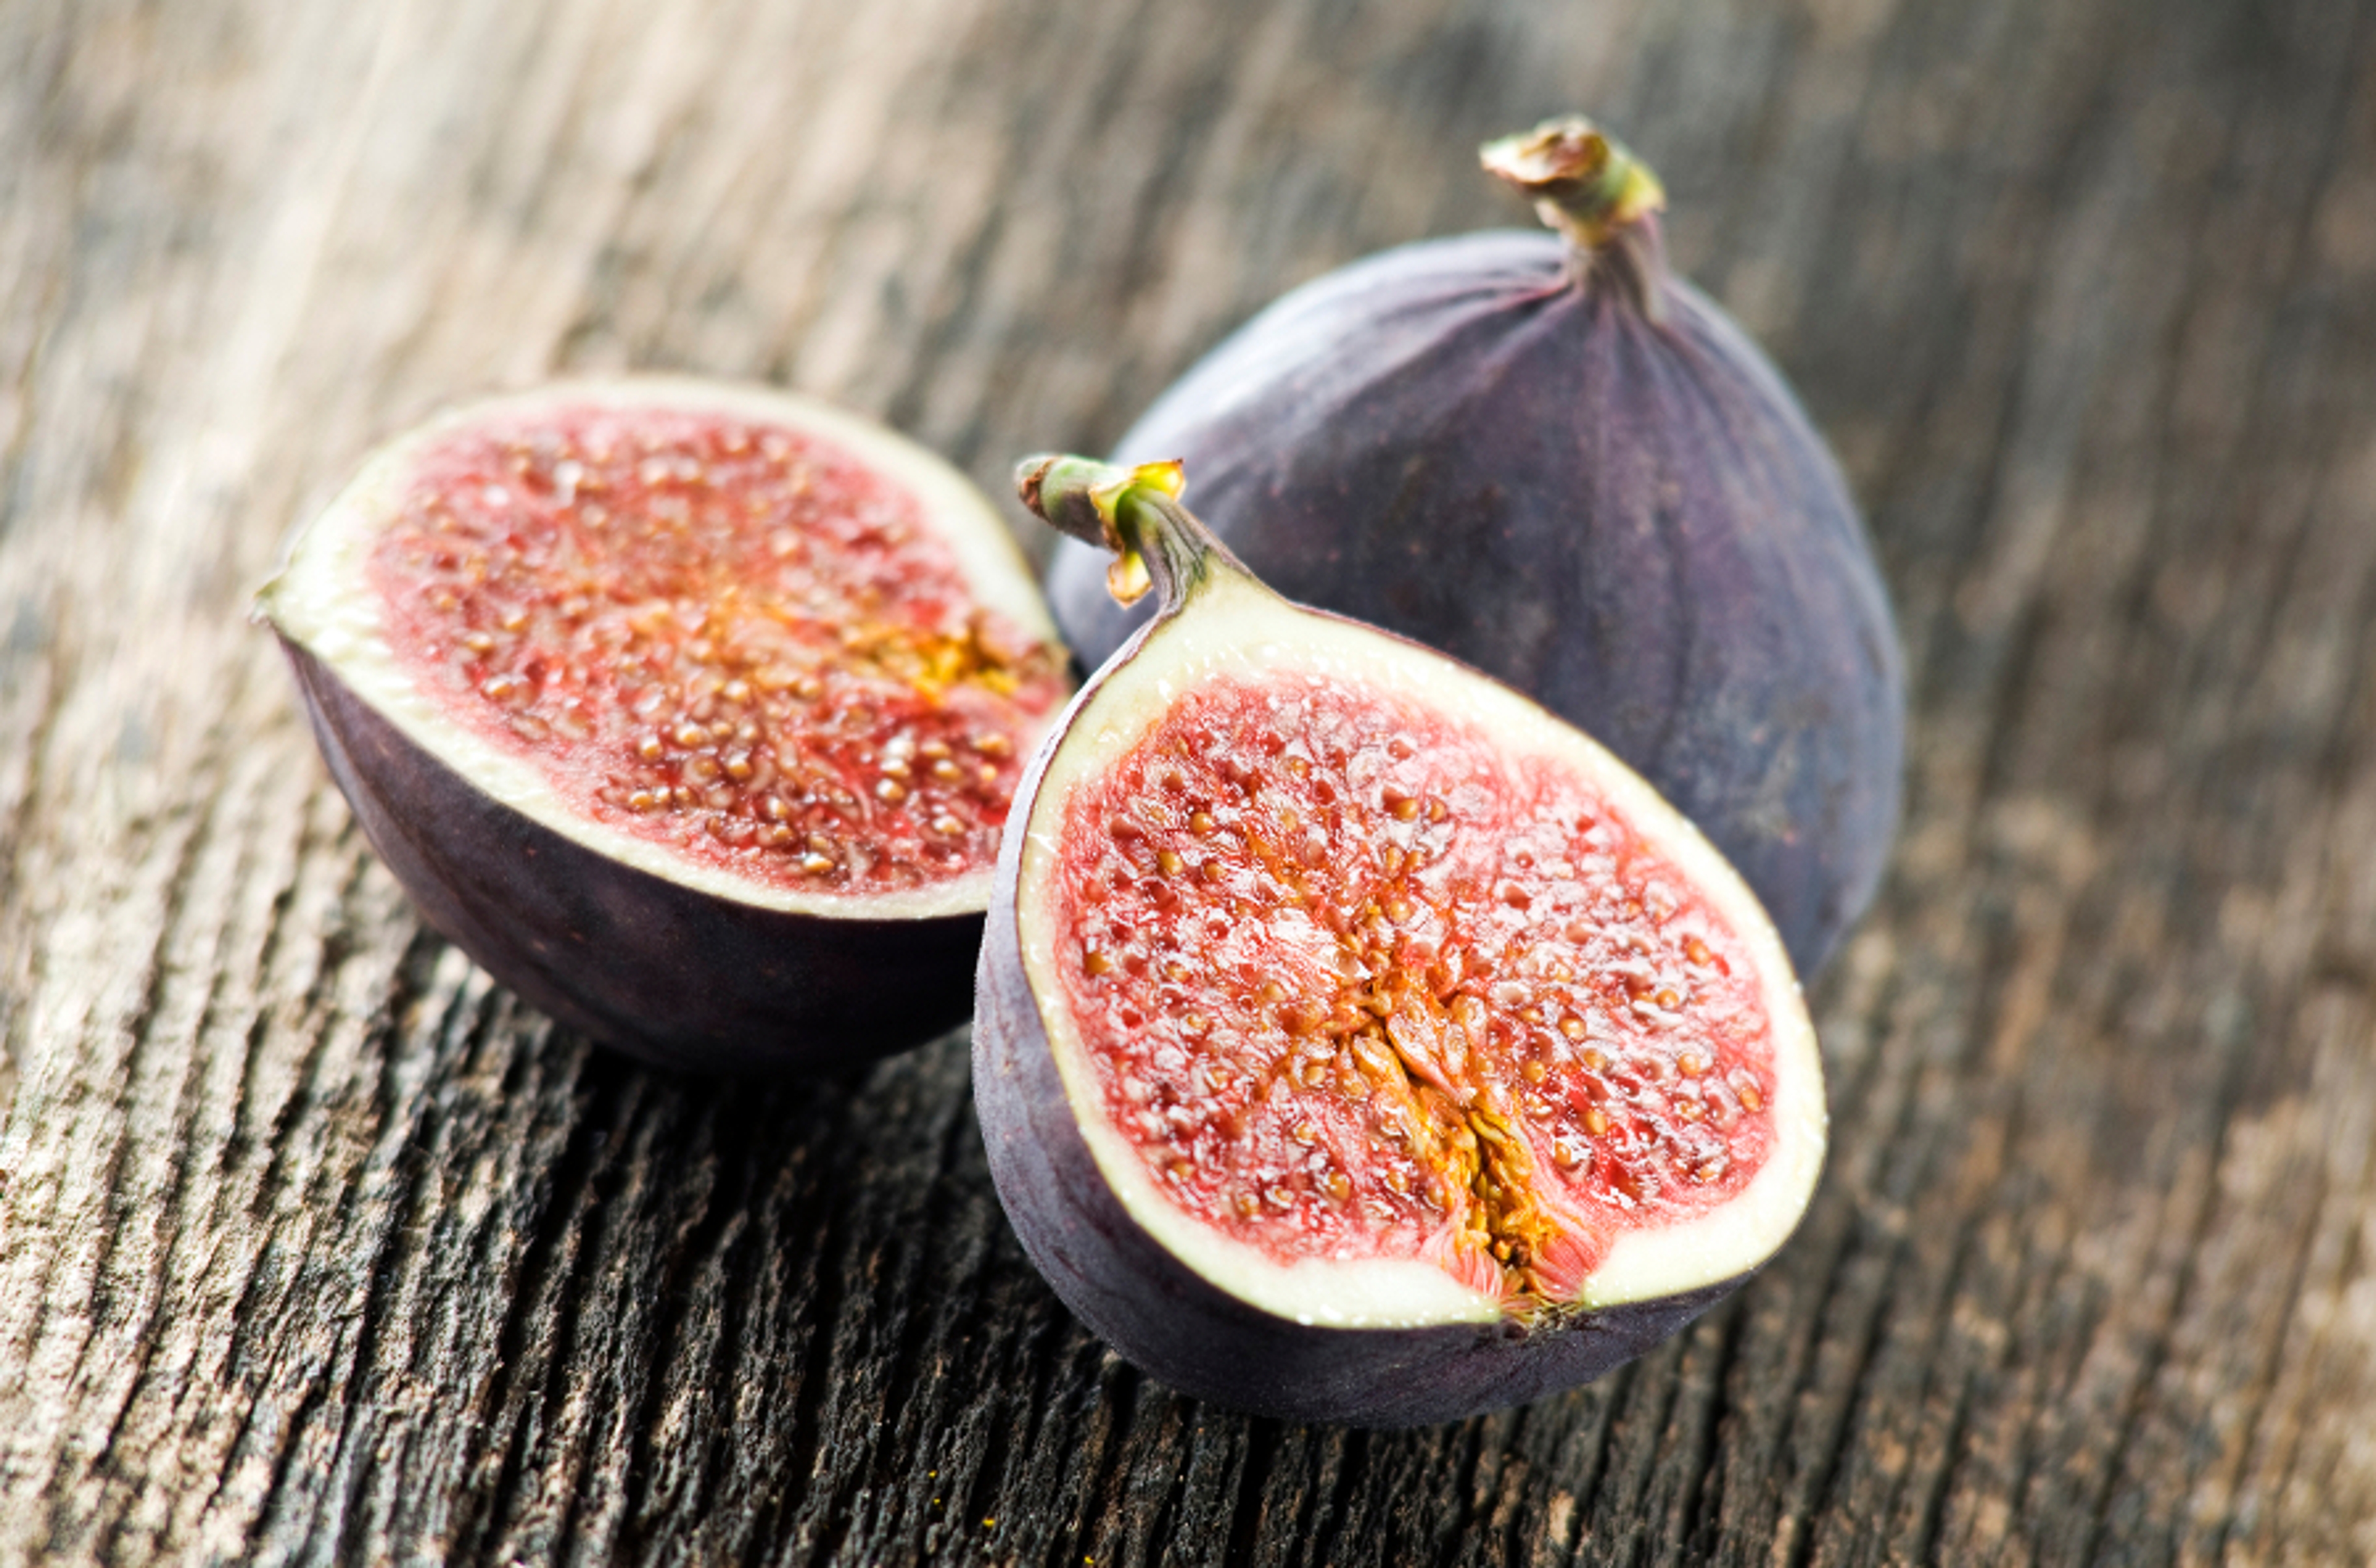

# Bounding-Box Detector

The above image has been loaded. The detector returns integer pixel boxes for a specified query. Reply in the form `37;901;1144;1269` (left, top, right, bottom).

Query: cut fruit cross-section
259;378;1072;1072
976;456;1823;1424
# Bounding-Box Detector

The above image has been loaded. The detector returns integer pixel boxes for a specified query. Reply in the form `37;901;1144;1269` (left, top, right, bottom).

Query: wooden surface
4;0;2375;1561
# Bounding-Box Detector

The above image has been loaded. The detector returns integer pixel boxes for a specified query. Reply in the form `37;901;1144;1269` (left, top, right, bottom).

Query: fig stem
1015;454;1251;613
1481;116;1669;320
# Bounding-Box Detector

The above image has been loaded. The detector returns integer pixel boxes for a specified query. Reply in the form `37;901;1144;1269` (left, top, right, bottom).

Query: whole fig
1048;118;1904;975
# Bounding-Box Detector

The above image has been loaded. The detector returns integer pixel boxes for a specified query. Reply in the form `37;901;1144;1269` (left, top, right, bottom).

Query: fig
978;456;1825;1426
256;377;1072;1073
1048;118;1904;975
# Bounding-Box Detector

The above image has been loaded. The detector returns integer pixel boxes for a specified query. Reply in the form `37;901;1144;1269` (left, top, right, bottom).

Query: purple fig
1048;118;1905;976
978;457;1825;1425
256;378;1072;1073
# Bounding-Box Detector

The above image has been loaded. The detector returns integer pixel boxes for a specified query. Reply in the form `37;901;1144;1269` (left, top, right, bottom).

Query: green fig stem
1481;116;1669;321
1016;454;1252;614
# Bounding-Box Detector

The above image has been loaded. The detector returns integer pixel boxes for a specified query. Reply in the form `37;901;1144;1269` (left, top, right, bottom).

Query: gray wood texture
6;0;2375;1561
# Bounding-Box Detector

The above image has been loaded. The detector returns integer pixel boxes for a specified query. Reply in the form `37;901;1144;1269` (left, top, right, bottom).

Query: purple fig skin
973;679;1752;1427
1048;230;1905;977
285;641;981;1075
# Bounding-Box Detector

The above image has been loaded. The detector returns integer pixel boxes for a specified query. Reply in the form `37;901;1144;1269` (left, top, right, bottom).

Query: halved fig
978;457;1824;1426
256;378;1072;1074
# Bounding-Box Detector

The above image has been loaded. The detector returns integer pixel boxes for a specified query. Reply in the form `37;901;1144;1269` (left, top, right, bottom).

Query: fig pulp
1048;118;1905;976
979;457;1824;1426
257;378;1072;1073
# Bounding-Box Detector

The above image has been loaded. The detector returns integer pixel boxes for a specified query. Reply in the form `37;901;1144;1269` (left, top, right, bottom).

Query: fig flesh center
1052;670;1781;1311
366;403;1069;895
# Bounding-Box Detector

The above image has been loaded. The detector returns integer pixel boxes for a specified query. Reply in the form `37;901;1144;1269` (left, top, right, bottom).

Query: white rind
1014;571;1826;1330
256;376;1061;923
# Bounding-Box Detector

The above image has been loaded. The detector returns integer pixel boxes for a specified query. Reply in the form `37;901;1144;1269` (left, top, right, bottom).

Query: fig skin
1048;119;1904;977
979;457;1827;1427
259;377;1065;1075
287;643;983;1074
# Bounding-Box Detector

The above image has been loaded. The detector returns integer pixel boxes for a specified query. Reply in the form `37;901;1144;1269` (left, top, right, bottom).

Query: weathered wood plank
4;0;2375;1562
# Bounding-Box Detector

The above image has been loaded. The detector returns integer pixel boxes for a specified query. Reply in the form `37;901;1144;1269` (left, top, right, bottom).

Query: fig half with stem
1048;116;1905;977
257;377;1072;1073
978;456;1825;1426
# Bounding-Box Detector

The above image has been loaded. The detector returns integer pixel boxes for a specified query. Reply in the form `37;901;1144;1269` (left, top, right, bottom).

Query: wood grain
4;0;2375;1561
